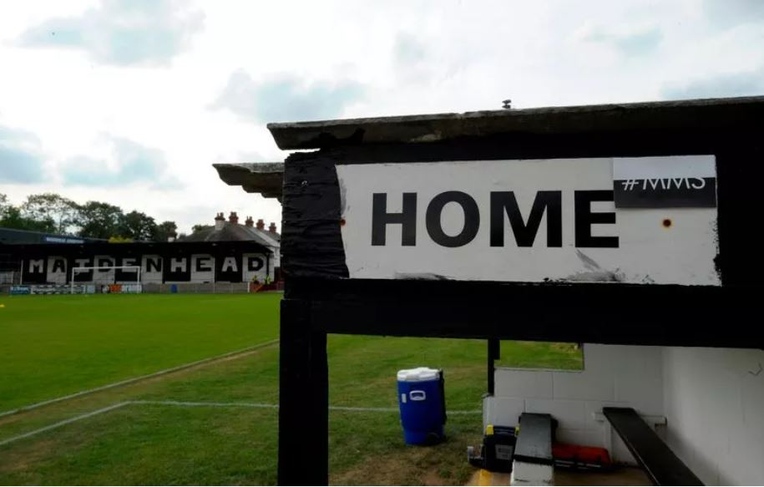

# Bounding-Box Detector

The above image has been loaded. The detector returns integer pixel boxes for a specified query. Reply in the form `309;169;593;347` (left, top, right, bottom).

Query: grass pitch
0;293;582;485
0;294;280;413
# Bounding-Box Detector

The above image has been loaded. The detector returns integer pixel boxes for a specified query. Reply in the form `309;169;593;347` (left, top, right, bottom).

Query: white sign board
337;156;720;286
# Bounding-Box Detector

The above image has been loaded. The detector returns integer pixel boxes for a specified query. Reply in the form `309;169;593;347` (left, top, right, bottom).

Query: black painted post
309;328;329;483
487;339;500;395
277;299;329;485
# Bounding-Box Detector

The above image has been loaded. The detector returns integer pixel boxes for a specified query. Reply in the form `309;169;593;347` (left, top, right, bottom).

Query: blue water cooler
397;367;446;445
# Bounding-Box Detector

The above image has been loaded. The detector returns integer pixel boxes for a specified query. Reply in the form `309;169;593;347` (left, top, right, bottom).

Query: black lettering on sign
170;258;187;273
116;258;138;281
72;258;92;282
165;256;191;282
575;191;619;248
248;257;264;272
146;256;162;273
490;191;562;247
196;256;212;272
28;259;45;274
216;254;243;283
371;193;417;246
51;258;66;274
24;258;47;284
73;258;91;273
222;257;237;273
426;191;480;248
370;189;620;249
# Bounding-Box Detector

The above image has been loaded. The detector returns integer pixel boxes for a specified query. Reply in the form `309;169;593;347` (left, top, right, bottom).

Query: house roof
179;221;279;247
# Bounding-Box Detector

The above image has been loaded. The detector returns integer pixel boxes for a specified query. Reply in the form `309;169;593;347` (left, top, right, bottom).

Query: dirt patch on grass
0;438;58;474
330;439;478;486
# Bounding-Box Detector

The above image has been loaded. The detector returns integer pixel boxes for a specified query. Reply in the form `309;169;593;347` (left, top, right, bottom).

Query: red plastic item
552;442;612;470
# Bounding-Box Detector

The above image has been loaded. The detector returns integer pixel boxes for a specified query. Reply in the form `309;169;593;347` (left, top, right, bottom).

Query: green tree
1;193;56;232
0;193;9;218
0;206;56;232
108;236;134;243
155;220;178;242
77;201;124;240
117;211;158;241
21;193;78;235
3;193;178;241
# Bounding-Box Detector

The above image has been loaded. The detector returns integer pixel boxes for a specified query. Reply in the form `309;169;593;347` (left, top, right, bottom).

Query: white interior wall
662;346;764;486
485;344;665;464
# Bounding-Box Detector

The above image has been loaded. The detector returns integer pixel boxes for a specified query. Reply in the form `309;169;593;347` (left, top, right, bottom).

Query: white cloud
16;0;205;67
577;24;663;57
662;66;764;100
0;0;762;235
700;0;764;31
0;124;48;184
59;136;182;189
211;70;366;123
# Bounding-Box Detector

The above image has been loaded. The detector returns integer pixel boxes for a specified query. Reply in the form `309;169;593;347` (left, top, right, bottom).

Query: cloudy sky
1;0;762;234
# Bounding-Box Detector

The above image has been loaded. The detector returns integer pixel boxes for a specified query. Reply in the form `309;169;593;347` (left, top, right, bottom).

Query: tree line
0;192;179;242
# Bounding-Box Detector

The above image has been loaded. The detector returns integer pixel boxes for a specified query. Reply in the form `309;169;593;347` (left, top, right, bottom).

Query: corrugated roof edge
212;163;284;201
266;95;764;150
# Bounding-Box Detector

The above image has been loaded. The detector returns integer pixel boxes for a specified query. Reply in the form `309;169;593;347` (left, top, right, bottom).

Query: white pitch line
331;406;397;413
0;402;130;448
0;340;280;419
332;406;482;415
132;400;482;415
0;400;482;447
132;400;279;409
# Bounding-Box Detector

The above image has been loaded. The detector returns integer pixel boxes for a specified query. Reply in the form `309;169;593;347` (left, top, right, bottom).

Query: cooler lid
397;367;440;382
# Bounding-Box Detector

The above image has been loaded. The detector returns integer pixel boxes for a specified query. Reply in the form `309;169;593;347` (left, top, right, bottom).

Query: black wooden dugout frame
229;97;764;485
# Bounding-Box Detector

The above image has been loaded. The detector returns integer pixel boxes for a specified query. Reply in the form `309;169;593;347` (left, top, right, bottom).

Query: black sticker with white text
613;156;716;208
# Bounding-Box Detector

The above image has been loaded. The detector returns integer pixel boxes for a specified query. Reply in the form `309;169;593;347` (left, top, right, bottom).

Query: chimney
167;231;178;243
269;222;277;234
214;212;225;231
228;211;239;224
245;216;254;227
256;219;265;230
